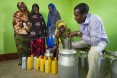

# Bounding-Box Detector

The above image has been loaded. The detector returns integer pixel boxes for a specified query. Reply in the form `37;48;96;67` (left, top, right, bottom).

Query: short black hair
74;3;89;14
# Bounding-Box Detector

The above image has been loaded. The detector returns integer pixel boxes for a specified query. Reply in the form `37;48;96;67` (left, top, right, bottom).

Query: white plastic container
22;57;27;69
34;56;37;69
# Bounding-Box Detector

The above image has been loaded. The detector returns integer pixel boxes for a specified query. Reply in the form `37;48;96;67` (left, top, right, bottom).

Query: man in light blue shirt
67;3;109;78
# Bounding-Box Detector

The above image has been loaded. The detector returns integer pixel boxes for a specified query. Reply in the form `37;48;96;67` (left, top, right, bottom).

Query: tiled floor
0;59;111;78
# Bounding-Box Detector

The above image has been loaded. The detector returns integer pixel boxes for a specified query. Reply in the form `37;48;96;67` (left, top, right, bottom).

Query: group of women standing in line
12;2;61;65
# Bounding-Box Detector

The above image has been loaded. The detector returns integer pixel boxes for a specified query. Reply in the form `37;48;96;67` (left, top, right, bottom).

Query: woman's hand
31;31;36;36
55;30;62;38
50;46;58;54
25;27;30;31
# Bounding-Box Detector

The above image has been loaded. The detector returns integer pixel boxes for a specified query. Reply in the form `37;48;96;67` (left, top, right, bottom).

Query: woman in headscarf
12;2;30;65
50;20;71;58
46;3;61;48
29;3;46;56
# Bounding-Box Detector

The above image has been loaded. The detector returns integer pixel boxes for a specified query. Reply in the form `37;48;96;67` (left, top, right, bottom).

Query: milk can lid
59;49;76;54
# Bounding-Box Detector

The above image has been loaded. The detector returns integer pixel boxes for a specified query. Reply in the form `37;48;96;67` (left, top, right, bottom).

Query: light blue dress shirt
80;14;109;46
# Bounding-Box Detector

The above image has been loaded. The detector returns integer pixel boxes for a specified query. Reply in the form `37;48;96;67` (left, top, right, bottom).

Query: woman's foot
18;63;22;66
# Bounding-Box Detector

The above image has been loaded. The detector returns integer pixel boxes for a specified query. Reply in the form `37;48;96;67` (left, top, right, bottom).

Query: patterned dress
46;3;61;48
29;13;46;40
12;10;30;62
29;13;46;56
47;10;61;36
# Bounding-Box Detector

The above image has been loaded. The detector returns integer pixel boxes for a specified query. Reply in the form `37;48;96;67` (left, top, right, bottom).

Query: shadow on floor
0;59;111;78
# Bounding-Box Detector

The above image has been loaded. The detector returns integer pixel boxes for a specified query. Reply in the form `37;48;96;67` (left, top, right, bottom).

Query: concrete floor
0;59;111;78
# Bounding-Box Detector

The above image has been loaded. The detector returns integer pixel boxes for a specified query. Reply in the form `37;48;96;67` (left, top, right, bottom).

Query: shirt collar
82;14;91;25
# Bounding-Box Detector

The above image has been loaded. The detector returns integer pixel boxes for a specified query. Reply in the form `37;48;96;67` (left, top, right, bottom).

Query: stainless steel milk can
63;38;72;49
58;49;78;78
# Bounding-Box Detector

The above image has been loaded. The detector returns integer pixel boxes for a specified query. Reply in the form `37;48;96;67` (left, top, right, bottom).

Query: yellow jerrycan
27;55;33;70
31;54;34;68
40;56;45;72
51;57;58;75
45;57;51;73
36;56;41;70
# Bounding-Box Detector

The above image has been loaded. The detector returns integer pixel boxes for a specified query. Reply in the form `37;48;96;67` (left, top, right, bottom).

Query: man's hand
78;31;83;37
67;31;78;37
67;31;83;38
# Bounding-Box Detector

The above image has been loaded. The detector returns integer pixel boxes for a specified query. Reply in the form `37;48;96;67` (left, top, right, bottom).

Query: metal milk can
58;49;78;78
78;51;88;69
111;58;117;78
104;51;117;78
63;38;72;49
111;51;117;78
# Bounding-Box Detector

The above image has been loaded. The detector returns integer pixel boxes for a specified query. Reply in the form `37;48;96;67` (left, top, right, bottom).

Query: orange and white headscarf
17;2;26;9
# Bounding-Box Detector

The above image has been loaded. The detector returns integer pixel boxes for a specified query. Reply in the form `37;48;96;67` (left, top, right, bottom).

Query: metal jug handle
111;58;116;64
58;53;60;57
73;57;78;62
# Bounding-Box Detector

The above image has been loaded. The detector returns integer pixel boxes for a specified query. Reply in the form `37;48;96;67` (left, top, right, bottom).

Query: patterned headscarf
47;3;61;36
56;20;67;29
55;20;67;37
31;3;39;14
48;3;56;12
17;2;26;9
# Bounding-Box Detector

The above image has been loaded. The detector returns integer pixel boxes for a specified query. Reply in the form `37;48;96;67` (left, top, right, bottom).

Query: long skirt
30;38;45;57
14;34;30;63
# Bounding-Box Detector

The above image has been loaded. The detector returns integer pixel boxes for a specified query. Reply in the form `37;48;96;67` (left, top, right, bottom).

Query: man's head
74;3;89;24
